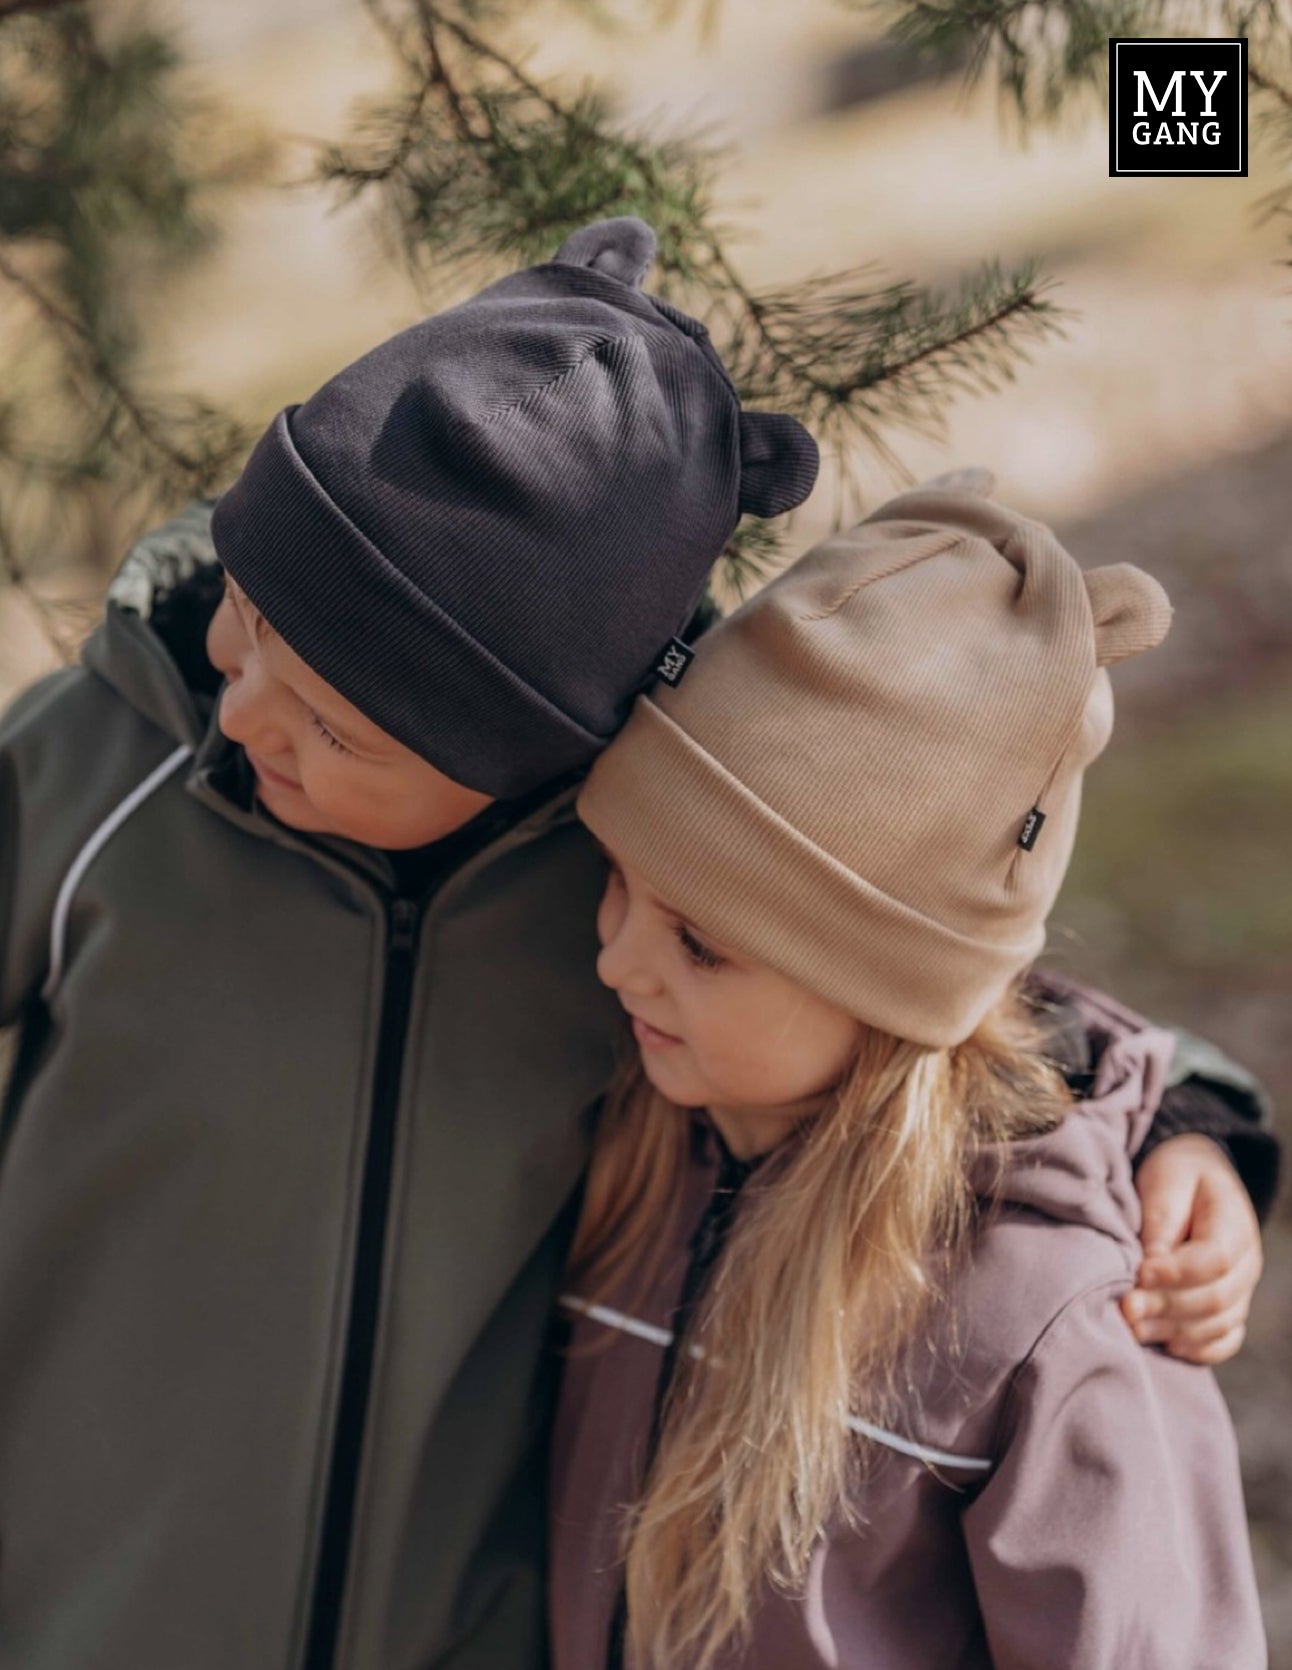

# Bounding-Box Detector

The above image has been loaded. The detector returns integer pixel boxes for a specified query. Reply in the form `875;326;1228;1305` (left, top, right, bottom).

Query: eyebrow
224;576;375;752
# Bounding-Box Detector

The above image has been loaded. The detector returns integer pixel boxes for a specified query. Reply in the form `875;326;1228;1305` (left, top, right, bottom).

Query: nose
595;887;664;1000
215;656;293;757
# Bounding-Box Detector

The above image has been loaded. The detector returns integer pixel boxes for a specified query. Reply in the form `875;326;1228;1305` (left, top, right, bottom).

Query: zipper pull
689;1201;722;1266
389;897;419;954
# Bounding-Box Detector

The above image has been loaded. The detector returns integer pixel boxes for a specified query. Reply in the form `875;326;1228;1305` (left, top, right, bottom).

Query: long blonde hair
566;973;1074;1670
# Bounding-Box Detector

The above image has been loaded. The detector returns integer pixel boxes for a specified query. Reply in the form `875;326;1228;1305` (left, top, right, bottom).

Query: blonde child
551;474;1266;1669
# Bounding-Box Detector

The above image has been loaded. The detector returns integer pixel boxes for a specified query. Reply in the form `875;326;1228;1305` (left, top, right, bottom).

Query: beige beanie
575;471;1173;1046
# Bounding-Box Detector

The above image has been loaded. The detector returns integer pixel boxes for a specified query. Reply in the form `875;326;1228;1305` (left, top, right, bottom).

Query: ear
737;411;820;517
551;217;657;289
1083;563;1173;668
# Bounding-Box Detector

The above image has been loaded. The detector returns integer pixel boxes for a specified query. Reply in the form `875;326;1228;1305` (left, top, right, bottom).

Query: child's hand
1123;1134;1263;1365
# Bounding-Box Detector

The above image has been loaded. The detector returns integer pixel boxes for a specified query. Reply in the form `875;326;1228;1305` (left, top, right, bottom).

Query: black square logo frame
1109;38;1248;177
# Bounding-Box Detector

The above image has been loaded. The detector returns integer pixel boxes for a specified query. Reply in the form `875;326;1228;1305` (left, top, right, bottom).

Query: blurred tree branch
0;1;264;655
4;0;1288;653
316;0;1066;590
867;0;1292;140
865;0;1292;295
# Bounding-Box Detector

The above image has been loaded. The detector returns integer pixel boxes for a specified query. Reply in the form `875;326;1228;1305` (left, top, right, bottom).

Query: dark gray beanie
210;216;819;797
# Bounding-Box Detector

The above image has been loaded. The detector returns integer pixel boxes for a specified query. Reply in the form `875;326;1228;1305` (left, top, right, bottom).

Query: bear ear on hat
737;411;821;517
552;216;658;290
1084;563;1173;668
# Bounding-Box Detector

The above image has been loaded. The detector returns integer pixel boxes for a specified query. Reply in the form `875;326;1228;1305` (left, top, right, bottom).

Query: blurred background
1;0;1289;1654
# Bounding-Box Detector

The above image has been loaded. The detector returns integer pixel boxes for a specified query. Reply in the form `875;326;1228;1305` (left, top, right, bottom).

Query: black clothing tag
653;636;695;687
1017;806;1047;851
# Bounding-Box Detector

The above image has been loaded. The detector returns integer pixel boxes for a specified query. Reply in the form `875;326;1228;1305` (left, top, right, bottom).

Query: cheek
296;757;392;837
298;761;492;849
683;988;851;1098
665;979;746;1068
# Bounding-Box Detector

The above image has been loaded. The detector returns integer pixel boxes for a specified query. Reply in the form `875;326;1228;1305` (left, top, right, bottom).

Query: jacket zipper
301;894;421;1670
288;785;577;1669
604;1140;758;1670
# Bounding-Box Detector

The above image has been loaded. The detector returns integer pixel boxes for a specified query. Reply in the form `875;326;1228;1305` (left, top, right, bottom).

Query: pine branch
872;0;1292;308
0;0;259;623
0;501;75;661
0;248;194;467
418;4;490;144
318;0;1066;584
1249;56;1292;111
874;0;1292;120
872;0;1138;120
717;518;787;604
0;247;248;487
1249;50;1292;223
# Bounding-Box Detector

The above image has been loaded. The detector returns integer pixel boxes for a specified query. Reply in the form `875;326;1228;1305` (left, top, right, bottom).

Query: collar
182;698;588;897
692;1082;837;1172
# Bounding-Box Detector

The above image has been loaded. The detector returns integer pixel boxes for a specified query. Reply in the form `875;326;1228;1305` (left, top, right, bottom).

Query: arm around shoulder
961;1279;1266;1670
1144;1024;1282;1222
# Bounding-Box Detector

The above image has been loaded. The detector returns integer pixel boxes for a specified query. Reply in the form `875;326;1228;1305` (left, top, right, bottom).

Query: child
0;216;1272;1670
552;478;1268;1669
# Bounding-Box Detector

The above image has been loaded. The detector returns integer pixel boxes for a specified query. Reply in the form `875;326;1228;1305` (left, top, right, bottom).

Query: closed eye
308;711;353;754
674;922;725;972
598;842;727;971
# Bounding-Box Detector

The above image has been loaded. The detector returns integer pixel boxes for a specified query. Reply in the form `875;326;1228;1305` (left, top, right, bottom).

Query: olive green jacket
0;503;624;1670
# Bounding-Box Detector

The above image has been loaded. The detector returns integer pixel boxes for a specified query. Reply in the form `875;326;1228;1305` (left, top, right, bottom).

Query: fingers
1135;1136;1261;1278
1135;1139;1207;1256
1138;1167;1264;1297
1137;1241;1231;1289
1138;1225;1262;1294
1127;1135;1265;1368
1122;1241;1263;1363
1174;1325;1249;1366
1135;1313;1249;1365
1124;1293;1249;1348
1125;1247;1260;1325
1190;1157;1261;1255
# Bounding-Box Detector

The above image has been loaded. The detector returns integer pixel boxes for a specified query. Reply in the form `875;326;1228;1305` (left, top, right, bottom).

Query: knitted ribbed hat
575;470;1172;1046
210;216;818;798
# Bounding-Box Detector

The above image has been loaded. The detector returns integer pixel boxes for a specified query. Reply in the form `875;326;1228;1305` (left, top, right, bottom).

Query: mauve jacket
548;980;1266;1669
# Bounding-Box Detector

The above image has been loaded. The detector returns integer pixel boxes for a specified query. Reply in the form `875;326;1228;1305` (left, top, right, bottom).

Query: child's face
206;571;495;848
592;837;862;1132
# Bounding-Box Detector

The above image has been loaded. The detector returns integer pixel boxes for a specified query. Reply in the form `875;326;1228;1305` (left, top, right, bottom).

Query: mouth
247;751;302;792
626;1010;684;1049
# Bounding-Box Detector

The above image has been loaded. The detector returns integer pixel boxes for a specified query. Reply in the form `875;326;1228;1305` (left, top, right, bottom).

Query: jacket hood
969;979;1178;1253
79;499;225;751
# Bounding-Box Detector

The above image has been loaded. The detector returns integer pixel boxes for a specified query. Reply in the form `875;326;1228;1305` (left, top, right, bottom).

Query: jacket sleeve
961;1281;1266;1670
1;499;218;1032
1140;1026;1281;1222
1028;968;1282;1221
